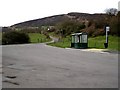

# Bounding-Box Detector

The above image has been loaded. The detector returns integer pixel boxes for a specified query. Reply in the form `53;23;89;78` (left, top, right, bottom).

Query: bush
94;18;107;29
109;16;119;36
108;12;120;36
93;29;105;37
55;20;86;37
2;31;30;45
81;24;96;37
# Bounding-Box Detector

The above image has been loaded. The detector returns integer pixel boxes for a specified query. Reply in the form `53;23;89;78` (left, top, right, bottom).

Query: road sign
106;26;110;32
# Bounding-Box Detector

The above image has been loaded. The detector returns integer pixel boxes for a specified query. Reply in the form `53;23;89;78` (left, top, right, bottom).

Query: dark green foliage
109;16;119;36
108;11;120;36
118;12;120;36
82;11;120;37
2;31;30;45
94;19;107;29
55;20;85;37
92;29;105;37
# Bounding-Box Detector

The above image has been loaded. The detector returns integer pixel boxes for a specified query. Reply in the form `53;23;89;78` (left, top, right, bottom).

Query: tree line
52;8;120;37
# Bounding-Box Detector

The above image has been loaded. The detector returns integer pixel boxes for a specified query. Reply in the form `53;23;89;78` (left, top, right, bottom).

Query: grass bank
88;35;119;51
0;33;2;39
28;33;51;43
0;33;2;45
48;36;71;48
48;35;119;51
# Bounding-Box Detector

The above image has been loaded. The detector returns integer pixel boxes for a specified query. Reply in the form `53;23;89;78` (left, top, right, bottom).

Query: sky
0;0;119;26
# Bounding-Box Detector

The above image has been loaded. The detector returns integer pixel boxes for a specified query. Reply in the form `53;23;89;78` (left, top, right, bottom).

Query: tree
105;8;120;36
118;11;120;36
108;11;120;36
55;20;85;37
105;8;118;16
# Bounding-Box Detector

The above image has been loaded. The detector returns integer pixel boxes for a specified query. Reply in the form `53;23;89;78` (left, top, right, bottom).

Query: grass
48;36;71;48
28;33;51;43
0;33;2;39
48;35;119;51
0;33;2;45
88;35;119;51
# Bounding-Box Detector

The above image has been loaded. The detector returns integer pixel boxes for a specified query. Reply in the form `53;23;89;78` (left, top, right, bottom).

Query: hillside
11;12;107;28
11;14;68;28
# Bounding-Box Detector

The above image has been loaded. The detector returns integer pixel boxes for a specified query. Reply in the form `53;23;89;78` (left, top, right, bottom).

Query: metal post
104;26;110;48
106;29;108;43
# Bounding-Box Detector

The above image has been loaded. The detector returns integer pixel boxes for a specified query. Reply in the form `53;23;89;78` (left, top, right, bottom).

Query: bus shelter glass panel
72;35;75;43
80;35;82;43
75;35;79;43
81;35;87;43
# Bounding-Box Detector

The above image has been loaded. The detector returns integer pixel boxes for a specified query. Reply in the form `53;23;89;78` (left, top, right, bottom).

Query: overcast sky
0;0;119;26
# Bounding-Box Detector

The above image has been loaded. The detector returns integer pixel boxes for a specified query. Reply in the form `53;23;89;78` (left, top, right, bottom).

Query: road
2;43;118;88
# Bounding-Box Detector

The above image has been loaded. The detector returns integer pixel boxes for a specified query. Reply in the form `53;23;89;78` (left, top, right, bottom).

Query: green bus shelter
71;33;88;49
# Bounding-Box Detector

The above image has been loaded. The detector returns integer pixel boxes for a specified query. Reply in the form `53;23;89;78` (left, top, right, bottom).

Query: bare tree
105;8;118;16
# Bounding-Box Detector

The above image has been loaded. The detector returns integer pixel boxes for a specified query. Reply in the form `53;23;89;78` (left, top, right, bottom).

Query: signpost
104;26;110;48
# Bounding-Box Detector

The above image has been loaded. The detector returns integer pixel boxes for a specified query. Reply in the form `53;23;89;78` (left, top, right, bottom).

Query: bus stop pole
106;29;108;43
104;26;110;48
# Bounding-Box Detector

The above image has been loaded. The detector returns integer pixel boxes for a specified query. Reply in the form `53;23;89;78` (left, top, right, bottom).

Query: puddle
3;80;19;85
5;75;17;79
7;64;32;70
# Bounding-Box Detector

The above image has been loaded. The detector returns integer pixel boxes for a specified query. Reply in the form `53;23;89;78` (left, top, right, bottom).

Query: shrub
93;29;105;37
94;18;107;29
81;24;96;37
109;16;119;36
55;20;85;37
2;31;30;45
108;12;120;36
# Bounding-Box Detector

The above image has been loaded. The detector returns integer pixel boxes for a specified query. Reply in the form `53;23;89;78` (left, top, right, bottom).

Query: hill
11;12;107;28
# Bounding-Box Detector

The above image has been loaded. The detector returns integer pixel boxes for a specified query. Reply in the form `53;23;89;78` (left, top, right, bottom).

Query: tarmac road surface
2;44;118;88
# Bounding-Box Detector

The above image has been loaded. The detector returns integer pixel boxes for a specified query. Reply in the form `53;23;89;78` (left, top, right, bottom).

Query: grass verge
0;33;2;45
88;35;119;51
48;36;71;48
28;33;51;43
48;35;119;51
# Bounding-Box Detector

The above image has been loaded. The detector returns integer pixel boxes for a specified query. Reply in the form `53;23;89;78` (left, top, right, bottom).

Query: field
28;33;51;43
48;35;119;51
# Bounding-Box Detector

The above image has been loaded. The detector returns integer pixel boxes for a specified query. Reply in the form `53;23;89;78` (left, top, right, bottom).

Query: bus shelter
71;33;88;49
